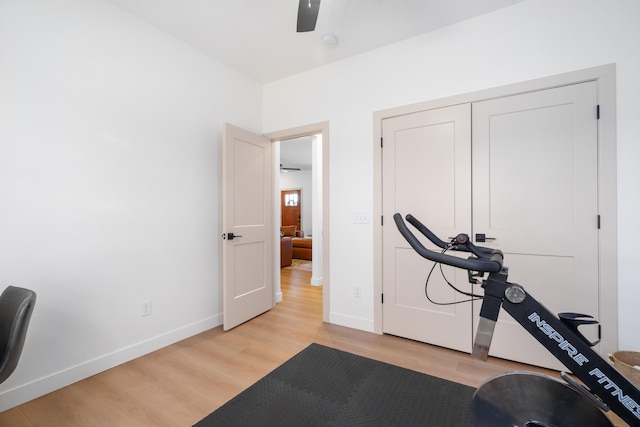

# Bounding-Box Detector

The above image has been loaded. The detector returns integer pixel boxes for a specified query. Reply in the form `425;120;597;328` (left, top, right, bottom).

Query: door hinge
597;105;600;119
597;214;601;229
381;294;384;304
380;137;383;148
381;216;384;226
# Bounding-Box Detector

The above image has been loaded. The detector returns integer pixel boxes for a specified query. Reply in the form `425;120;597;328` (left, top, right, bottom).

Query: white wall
263;0;640;347
0;0;262;410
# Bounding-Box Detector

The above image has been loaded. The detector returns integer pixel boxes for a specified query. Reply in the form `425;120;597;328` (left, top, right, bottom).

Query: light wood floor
0;266;622;426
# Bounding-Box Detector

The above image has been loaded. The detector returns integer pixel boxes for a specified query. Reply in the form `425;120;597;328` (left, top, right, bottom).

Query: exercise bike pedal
558;312;601;347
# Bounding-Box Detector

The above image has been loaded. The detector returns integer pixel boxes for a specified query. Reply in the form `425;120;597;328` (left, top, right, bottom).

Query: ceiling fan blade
297;0;321;32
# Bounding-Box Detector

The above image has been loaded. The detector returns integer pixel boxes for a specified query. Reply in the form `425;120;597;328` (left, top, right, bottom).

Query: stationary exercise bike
394;213;640;427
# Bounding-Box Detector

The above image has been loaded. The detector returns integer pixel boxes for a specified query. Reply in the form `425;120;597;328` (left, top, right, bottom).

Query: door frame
265;121;330;322
373;64;618;356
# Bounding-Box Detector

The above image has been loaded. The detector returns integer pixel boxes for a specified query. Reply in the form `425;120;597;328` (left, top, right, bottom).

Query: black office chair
0;286;36;384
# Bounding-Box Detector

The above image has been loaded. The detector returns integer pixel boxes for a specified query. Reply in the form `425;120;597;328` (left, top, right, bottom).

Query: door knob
223;232;243;240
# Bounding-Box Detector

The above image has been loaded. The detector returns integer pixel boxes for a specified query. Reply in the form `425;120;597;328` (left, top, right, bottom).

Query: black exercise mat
194;343;475;426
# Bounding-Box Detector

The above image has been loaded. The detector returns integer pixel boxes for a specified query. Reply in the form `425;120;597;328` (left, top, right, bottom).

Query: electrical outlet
141;299;152;317
353;285;361;298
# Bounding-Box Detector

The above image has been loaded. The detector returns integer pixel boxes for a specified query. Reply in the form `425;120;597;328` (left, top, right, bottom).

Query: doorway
279;136;322;286
266;122;330;323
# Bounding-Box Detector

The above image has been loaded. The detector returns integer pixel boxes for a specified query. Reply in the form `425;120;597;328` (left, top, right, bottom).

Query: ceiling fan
280;164;301;173
297;0;321;32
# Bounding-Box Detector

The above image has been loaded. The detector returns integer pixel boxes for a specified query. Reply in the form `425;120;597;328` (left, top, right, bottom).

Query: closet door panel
382;104;472;352
472;81;599;370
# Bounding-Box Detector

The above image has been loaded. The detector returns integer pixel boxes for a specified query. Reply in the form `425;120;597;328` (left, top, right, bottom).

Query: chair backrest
0;286;36;384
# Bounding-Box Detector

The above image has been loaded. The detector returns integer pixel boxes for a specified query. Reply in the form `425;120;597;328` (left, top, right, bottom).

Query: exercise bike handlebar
393;213;504;274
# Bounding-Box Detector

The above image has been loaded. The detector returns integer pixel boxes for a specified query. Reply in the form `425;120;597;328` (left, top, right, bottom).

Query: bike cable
424;247;484;305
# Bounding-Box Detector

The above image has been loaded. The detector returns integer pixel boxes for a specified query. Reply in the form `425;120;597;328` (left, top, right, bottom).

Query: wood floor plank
0;266;624;426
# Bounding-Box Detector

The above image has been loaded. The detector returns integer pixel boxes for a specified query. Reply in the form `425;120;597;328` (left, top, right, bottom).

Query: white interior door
382;104;473;352
222;123;273;331
472;81;599;370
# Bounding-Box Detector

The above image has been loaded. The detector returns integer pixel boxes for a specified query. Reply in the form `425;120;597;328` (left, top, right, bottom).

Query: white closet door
472;81;599;370
382;104;473;352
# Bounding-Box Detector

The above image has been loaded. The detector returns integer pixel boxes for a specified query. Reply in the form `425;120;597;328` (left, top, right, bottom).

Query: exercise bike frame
394;213;640;426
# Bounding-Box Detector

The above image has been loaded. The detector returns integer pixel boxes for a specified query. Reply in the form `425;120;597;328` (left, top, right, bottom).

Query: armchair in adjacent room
280;225;312;261
281;236;293;267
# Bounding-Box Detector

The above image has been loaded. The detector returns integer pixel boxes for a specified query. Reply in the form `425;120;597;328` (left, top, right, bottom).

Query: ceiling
108;0;525;170
280;136;314;172
109;0;525;84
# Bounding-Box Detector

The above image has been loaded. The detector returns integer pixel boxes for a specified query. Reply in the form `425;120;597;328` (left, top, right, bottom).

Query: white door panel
472;82;599;370
381;82;600;371
382;104;472;352
223;123;273;331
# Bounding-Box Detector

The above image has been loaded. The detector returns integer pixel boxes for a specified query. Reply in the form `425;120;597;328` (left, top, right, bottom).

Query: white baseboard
329;312;374;333
311;275;322;286
0;314;222;412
